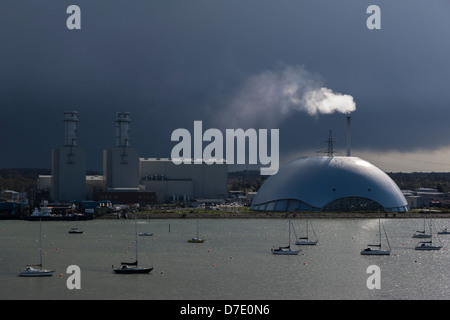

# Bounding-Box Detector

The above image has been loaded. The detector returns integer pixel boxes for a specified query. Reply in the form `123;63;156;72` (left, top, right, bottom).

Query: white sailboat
19;219;55;277
414;217;442;251
68;215;83;234
188;219;204;243
113;216;153;274
361;218;391;255
412;212;431;238
294;218;318;245
272;219;301;255
437;217;450;235
139;216;153;236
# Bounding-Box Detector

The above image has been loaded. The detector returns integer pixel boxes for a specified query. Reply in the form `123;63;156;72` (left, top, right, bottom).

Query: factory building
51;111;86;202
251;117;409;213
41;111;228;205
139;158;228;202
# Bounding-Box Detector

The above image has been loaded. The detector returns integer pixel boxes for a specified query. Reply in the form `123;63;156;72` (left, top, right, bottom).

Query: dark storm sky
1;0;450;172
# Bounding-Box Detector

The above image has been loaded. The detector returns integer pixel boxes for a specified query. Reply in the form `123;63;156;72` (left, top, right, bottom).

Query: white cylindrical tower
115;112;131;147
64;111;78;147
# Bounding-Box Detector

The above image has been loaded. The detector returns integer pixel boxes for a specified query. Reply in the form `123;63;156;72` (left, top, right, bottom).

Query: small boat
68;215;83;234
113;216;153;274
139;232;154;237
188;219;204;243
361;247;391;255
361;217;391;256
272;219;300;255
415;240;442;251
414;217;442;250
271;245;300;255
19;266;55;277
412;211;432;238
294;218;318;246
139;216;153;236
68;227;84;234
113;262;153;274
19;219;55;277
412;231;432;239
437;227;450;235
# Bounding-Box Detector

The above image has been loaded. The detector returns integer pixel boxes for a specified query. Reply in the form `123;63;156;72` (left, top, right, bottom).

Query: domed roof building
251;156;409;212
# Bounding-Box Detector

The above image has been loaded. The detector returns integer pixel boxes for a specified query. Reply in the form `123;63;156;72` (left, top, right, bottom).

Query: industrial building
40;111;228;205
139;158;228;202
251;117;410;212
251;155;409;212
51;111;86;202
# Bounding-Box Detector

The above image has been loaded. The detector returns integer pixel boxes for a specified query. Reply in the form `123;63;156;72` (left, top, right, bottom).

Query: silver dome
251;156;409;212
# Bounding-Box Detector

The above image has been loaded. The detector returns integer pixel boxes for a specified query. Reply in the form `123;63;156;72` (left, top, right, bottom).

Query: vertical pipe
346;116;351;157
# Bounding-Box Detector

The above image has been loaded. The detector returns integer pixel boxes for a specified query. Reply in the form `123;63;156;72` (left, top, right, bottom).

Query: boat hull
188;238;204;243
412;233;431;238
113;267;153;274
19;269;55;277
415;246;442;250
360;249;390;255
295;241;317;246
271;248;300;255
68;229;83;234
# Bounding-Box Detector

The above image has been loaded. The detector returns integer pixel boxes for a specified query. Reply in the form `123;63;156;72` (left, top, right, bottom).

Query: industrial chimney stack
115;112;131;147
63;111;78;147
346;116;351;157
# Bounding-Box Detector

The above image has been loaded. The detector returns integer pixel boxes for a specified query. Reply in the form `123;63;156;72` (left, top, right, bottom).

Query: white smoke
218;64;356;127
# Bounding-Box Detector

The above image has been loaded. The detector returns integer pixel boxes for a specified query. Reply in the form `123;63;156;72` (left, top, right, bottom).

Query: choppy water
1;217;450;300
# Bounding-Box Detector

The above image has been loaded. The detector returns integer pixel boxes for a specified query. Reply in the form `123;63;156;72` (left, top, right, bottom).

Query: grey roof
252;156;408;211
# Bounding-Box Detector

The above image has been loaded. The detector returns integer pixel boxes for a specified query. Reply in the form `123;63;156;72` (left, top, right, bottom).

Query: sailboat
188;219;204;243
139;215;153;236
271;219;301;255
437;227;450;235
113;216;153;274
415;240;442;250
361;218;391;255
68;215;83;234
294;218;318;245
437;218;450;235
19;219;55;277
412;211;431;238
414;217;442;250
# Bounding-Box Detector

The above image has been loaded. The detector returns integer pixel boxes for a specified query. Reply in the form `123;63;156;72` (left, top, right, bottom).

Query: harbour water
1;217;450;300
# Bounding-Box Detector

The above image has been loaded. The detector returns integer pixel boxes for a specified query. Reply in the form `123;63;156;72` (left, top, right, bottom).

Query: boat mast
197;219;199;239
288;219;291;247
135;216;138;265
378;217;381;246
39;218;43;267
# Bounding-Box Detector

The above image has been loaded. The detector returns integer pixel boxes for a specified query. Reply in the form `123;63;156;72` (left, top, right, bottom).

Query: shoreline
97;210;450;220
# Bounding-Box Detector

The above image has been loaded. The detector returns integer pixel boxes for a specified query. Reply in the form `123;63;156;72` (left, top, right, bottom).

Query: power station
40;111;228;205
40;111;409;213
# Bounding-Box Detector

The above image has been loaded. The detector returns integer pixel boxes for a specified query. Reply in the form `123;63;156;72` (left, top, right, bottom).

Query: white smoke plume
217;64;356;127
